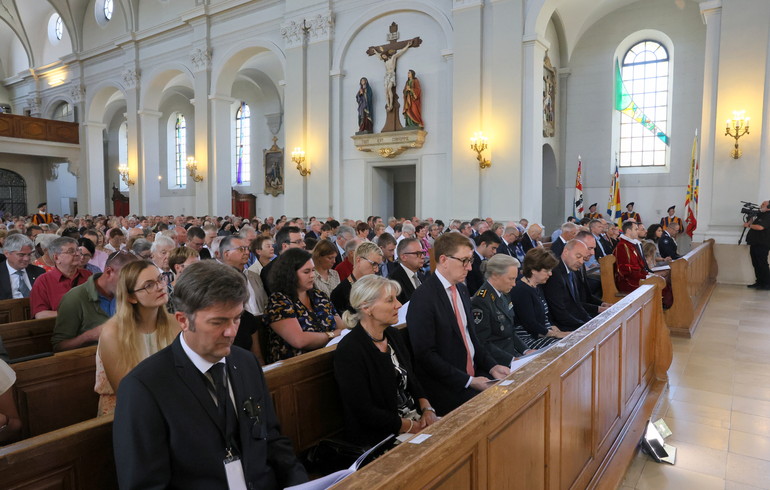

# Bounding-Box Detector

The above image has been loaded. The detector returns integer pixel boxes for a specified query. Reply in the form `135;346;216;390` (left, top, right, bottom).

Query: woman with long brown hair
94;260;180;416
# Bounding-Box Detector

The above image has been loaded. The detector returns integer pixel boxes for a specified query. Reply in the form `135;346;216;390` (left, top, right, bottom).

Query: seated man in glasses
52;251;138;352
30;237;93;319
388;237;427;305
330;242;384;315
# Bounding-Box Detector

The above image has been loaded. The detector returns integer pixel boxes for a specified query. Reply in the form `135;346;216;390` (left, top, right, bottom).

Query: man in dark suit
549;222;578;259
521;224;543;253
389;238;426;304
0;234;45;300
407;233;510;416
589;219;612;259
467;231;501;295
658;222;681;260
496;226;518;256
113;260;307;490
542;240;593;331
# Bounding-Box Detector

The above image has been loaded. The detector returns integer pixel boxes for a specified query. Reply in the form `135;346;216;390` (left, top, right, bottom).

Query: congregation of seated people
0;207;685;484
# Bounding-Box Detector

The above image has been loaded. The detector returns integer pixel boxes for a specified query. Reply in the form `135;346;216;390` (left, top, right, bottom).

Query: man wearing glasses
330;241;384;315
389;237;426;304
52;251;138;351
30;237;92;318
0;234;45;300
260;226;304;296
407;233;511;416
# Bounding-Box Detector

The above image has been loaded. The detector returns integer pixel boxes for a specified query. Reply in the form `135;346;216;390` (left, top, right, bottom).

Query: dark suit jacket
334;325;426;447
542;261;592;331
549;236;567;259
658;232;680;260
496;240;513;256
113;336;307;490
576;265;602;317
466;252;485;295
199;248;212;260
406;273;497;416
471;282;528;366
0;262;45;300
388;264;420;305
592;234;610;259
521;234;537;252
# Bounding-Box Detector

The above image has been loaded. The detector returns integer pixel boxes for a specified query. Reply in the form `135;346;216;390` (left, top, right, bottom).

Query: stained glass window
175;114;187;188
234;102;251;184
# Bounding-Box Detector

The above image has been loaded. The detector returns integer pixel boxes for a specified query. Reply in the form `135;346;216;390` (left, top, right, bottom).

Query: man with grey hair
131;238;153;260
30;237;92;318
333;225;354;267
550;221;579;258
114;261;307;489
0;234;45;300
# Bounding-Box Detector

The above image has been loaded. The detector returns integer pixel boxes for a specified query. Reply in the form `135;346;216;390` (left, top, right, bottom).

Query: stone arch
43;97;72;120
140;64;195;112
85;81;126;124
211;40;286;97
331;0;453;73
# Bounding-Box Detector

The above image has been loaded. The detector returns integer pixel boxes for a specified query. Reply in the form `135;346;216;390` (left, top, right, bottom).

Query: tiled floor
620;284;770;489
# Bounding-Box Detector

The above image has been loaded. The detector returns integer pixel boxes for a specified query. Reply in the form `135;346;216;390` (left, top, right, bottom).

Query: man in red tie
407;233;511;415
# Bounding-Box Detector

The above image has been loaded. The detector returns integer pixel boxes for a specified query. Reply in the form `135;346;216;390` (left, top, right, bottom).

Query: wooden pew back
665;239;718;337
0;317;55;359
12;346;98;438
0;297;31;324
334;278;672;489
599;254;627;304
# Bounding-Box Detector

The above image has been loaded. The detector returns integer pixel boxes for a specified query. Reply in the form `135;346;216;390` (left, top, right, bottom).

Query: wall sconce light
470;132;491;169
725;111;750;159
186;157;204;182
292;147;310;176
118;166;135;186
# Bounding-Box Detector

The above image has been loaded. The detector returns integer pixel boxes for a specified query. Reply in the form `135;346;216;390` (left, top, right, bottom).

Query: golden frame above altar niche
264;137;284;196
543;53;556;138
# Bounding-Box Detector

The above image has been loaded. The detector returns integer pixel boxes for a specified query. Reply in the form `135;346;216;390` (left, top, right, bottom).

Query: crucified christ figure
381;40;412;112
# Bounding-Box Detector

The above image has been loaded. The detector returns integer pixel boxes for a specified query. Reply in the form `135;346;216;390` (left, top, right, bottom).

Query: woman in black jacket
509;248;567;349
333;275;438;447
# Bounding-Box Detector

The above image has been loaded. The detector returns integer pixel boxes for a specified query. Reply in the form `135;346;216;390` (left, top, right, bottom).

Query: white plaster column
209;94;236;215
694;1;721;239
121;68;142;215
451;0;483;219
758;16;770;199
330;69;344;219
281;19;308;218
138;109;162;214
81;121;107;215
189;39;213;216
521;35;549;225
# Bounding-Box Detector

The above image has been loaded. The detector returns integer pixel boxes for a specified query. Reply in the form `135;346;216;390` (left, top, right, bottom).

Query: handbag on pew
303;434;397;474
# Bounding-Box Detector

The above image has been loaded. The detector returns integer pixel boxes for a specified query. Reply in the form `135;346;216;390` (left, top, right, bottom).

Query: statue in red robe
402;70;423;128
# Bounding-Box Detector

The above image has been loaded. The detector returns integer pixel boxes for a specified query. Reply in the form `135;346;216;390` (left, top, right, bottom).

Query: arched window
118;121;128;192
234;102;251;184
0;169;28;216
174;114;187;188
618;40;670;168
104;0;113;21
52;102;72;122
55;16;63;40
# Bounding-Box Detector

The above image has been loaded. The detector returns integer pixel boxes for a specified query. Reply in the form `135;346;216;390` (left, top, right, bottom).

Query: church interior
1;0;770;488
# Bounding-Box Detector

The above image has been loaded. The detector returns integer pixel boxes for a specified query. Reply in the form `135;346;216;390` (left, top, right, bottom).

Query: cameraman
745;200;770;289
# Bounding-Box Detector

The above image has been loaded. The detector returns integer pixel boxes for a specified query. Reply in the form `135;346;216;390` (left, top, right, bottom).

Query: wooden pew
12;346;98;438
334;277;672;489
664;239;718;337
0;297;31;324
0;342;345;488
599;254;627;304
0;317;55;359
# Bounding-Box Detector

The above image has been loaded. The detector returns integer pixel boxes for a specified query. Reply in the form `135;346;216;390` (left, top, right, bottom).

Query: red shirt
334;260;354;282
30;267;92;317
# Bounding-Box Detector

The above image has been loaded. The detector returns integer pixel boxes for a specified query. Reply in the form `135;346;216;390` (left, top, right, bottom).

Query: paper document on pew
651;265;670;272
509;344;553;371
284;469;353;489
326;328;351;347
394;301;409;326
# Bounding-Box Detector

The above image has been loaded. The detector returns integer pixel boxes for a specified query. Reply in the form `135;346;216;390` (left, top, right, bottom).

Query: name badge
224;455;247;490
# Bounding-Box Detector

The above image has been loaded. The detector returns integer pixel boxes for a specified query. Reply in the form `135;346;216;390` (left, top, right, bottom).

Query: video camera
741;201;761;221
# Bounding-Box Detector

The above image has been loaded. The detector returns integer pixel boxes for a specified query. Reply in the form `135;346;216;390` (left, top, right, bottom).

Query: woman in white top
95;260;179;416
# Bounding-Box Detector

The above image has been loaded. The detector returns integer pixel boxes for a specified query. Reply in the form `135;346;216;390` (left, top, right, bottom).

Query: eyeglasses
59;249;83;256
132;275;169;293
226;246;249;253
10;252;34;259
288;239;304;245
401;251;426;257
361;257;381;270
447;255;473;267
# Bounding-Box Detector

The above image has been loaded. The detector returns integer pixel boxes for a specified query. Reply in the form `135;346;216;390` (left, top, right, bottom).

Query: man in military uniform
585;203;602;220
745;200;770;290
660;205;683;231
620;202;642;224
470;255;532;366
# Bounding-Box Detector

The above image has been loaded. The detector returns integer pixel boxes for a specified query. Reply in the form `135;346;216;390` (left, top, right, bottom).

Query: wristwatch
422;407;436;414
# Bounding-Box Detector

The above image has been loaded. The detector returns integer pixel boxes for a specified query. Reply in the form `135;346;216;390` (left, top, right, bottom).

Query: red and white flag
574;157;584;218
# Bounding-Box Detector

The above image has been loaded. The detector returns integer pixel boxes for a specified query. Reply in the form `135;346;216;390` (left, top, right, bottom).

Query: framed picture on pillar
264;136;284;196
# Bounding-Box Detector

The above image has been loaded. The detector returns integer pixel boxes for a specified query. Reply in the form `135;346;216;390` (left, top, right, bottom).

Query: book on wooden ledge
287;435;397;489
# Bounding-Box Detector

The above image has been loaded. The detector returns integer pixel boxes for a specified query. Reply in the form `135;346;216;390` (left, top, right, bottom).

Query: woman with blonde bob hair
333;275;438;447
95;260;180;416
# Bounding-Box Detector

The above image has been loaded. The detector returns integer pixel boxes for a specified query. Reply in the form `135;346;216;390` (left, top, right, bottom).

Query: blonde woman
95;261;180;416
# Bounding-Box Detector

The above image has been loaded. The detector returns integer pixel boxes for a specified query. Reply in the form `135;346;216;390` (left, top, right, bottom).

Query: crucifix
367;22;422;133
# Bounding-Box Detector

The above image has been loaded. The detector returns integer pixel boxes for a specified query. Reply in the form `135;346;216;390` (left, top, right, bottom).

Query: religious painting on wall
543;53;556;138
264;137;284;196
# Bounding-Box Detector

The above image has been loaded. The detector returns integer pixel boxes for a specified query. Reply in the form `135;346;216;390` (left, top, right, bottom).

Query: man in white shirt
0;234;45;300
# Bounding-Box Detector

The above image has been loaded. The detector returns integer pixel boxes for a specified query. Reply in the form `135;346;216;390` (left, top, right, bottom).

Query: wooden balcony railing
0;113;79;144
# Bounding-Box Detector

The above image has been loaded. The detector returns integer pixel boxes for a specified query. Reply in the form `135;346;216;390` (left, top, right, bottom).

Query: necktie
566;271;577;299
413;272;421;289
15;270;30;298
207;363;240;453
449;285;474;376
